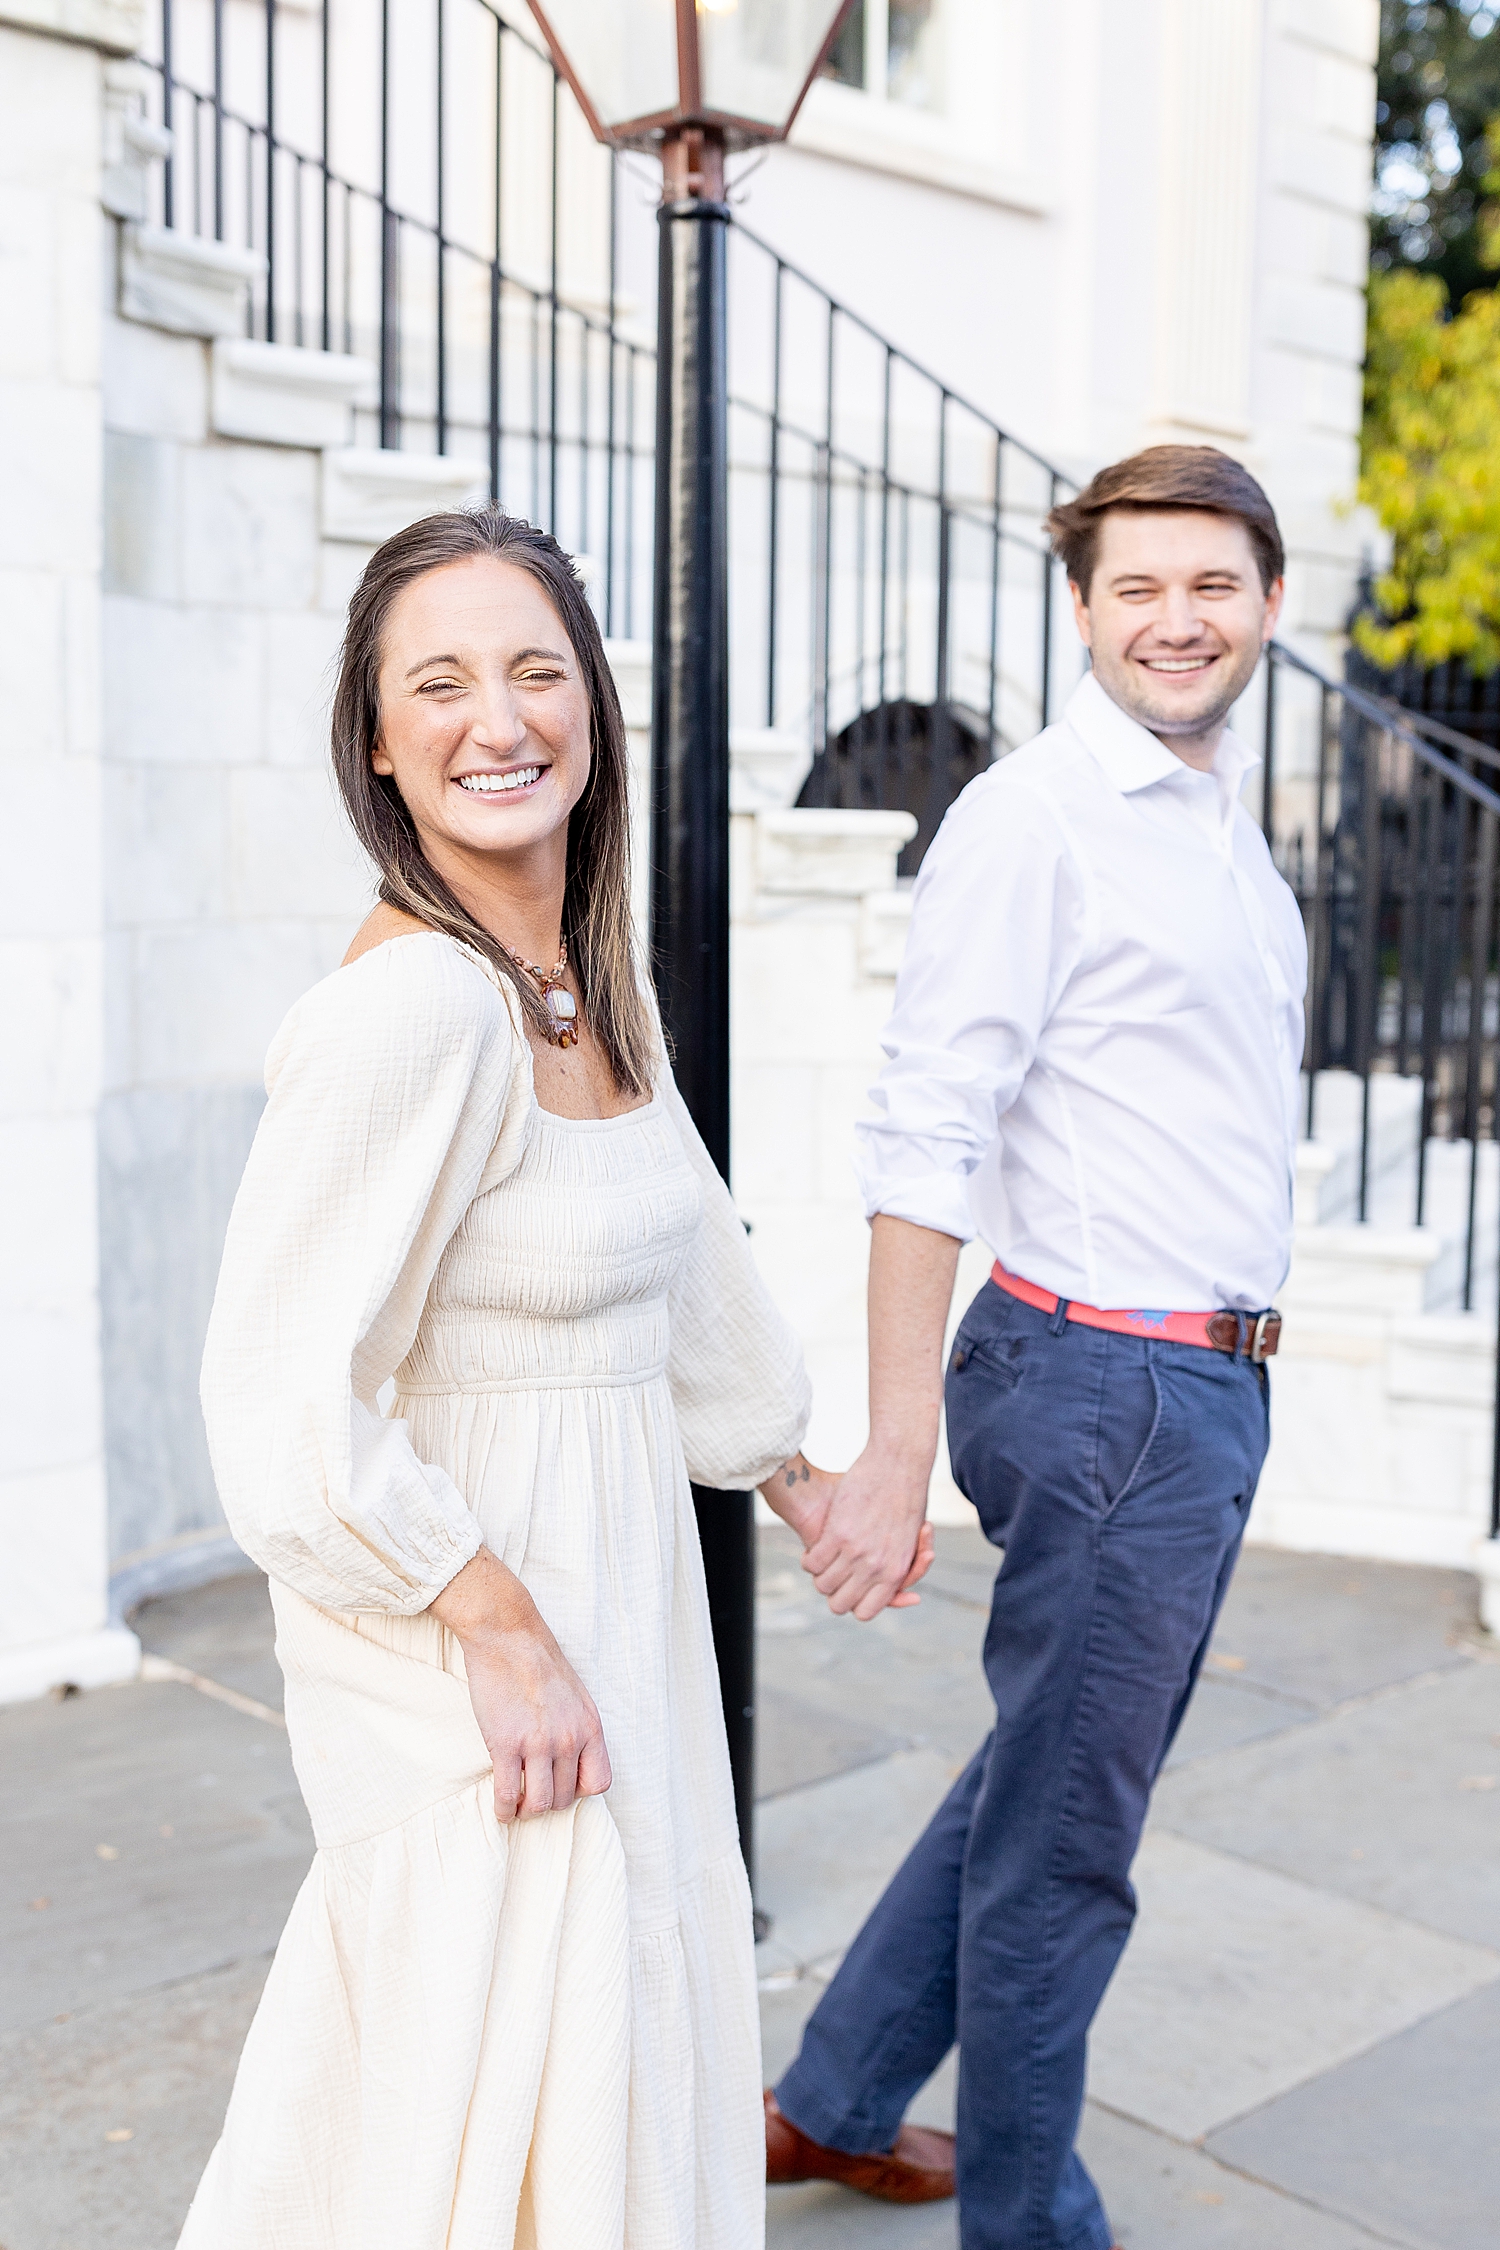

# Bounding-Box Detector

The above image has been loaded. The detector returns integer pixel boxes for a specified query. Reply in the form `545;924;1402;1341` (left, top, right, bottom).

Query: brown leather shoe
764;2090;955;2203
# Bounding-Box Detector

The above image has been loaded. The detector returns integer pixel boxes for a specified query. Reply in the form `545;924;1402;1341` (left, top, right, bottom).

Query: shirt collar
1063;669;1261;802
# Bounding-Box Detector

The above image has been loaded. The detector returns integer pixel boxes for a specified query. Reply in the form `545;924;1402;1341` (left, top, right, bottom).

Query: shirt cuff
862;1174;976;1244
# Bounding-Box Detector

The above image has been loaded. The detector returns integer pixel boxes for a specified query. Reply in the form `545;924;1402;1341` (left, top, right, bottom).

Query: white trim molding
119;223;265;339
0;0;144;53
321;447;490;543
0;1625;141;1705
789;78;1046;215
212;338;376;448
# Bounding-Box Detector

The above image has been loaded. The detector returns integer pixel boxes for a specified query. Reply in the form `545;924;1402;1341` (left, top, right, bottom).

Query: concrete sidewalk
1;1533;1496;2250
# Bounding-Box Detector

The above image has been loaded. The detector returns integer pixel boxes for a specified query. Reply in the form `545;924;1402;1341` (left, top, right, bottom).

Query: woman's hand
430;1548;612;1823
759;1454;937;1614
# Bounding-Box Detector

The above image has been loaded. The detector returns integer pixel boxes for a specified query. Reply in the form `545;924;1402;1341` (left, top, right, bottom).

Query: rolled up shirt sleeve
853;771;1090;1240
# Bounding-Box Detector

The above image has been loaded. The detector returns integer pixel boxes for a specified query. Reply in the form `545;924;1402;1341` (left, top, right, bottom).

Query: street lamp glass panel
698;0;852;129
535;0;680;129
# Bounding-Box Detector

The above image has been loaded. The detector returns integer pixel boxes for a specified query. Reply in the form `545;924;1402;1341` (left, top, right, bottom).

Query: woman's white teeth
458;767;543;793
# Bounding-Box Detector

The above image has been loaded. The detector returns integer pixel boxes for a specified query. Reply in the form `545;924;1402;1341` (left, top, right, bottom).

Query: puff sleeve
660;1065;811;1492
200;936;528;1613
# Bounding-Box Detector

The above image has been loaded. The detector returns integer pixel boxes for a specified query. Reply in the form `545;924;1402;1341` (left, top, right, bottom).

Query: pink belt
989;1262;1281;1362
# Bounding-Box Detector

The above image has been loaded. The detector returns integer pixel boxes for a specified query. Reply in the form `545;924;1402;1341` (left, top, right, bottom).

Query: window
823;0;946;115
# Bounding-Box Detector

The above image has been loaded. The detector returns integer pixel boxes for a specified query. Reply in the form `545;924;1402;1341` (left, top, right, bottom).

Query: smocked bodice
394;1098;702;1397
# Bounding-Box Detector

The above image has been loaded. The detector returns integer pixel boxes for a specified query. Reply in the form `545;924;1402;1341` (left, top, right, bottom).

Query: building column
0;1;145;1699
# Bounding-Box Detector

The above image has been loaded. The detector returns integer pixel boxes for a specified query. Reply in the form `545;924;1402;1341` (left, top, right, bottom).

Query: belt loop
1234;1311;1248;1361
1049;1296;1071;1337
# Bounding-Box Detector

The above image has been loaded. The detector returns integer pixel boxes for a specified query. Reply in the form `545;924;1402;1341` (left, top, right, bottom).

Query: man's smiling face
1069;507;1283;764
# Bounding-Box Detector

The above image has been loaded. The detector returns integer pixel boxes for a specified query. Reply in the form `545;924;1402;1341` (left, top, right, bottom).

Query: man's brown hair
1045;444;1285;601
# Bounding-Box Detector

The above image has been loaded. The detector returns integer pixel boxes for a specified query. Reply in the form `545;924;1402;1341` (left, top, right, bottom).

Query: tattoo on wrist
783;1458;811;1489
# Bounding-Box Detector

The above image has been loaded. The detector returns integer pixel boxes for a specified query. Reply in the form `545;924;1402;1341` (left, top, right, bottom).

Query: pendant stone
545;987;577;1023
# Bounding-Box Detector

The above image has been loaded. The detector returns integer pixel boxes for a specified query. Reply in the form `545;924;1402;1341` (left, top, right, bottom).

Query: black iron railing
135;1;1077;795
1264;640;1500;1534
144;0;656;633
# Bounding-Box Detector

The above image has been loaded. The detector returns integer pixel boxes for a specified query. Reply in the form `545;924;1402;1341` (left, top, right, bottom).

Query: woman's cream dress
181;932;809;2250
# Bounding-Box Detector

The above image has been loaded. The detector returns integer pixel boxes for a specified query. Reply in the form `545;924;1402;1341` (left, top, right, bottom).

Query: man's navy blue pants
774;1279;1271;2250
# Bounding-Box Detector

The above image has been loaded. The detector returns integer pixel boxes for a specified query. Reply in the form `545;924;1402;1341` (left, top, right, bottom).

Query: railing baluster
765;261;784;729
265;0;276;343
548;69;560;534
436;0;447;456
605;151;618;635
319;0;328;348
162;0;175;228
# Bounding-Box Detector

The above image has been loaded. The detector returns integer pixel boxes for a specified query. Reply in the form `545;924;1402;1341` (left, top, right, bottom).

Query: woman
181;507;930;2249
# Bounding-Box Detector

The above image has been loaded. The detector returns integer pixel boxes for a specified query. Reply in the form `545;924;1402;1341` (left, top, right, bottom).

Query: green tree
1357;266;1500;669
1375;1;1500;300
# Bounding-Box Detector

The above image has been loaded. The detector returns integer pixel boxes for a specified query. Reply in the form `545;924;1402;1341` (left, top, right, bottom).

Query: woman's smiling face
372;553;593;874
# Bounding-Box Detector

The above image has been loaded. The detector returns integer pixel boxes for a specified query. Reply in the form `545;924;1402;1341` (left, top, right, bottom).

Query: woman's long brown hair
330;505;654;1097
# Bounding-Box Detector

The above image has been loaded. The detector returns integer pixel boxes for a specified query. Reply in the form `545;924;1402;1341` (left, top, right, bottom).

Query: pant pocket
1094;1348;1163;1515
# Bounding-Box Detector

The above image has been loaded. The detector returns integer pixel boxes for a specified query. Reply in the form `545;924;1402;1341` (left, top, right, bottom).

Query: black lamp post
526;0;856;1904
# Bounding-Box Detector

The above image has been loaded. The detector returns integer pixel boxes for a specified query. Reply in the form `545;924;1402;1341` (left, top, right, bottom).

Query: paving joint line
1082;2098;1416;2250
137;1654;287;1730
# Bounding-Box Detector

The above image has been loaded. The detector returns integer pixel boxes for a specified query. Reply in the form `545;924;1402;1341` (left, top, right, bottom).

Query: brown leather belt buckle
1205;1309;1282;1360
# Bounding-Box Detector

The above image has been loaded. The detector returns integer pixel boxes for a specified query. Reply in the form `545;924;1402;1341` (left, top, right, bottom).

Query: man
765;447;1306;2250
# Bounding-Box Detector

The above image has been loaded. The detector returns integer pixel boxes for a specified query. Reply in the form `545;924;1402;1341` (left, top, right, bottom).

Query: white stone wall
0;8;141;1698
99;312;371;1580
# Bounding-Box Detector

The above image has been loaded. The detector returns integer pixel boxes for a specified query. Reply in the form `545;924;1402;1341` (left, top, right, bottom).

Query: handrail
1270;639;1500;820
730;219;1075;488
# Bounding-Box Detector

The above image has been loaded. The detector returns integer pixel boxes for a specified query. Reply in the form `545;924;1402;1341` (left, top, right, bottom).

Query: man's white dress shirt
853;671;1307;1312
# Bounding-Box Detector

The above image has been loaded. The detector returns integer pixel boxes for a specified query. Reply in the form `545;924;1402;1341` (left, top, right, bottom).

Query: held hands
430;1548;612;1823
760;1451;935;1621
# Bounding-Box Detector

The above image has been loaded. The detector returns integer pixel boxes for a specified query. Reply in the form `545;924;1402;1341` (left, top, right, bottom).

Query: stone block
118;225;264;341
0;1465;112;1663
602;637;651;730
180;441;320;610
266;608;342;765
0;1116;98;1315
98;1083;267;1562
103;430;180;599
63;565;102;759
0;2;146;56
103;596;265;766
0;567;65;757
1262;273;1367;363
857;887;911;980
228;765;371;921
103;763;231;925
0;1303;103;1481
0;756;102;942
0;375;101;574
1268;125;1376;217
1275;0;1379;68
100;60;171;224
756;808;917;900
735;909;861;1066
131;921;329;1087
730;728;813;814
0;940;102;1119
317;535;375;615
321;446;489;544
0;21;101;190
1283;1222;1441;1318
0;184;57;381
1387;1314;1495;1408
210;338;375;449
102;312;207;441
731;1062;819;1204
102;927;134;1092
